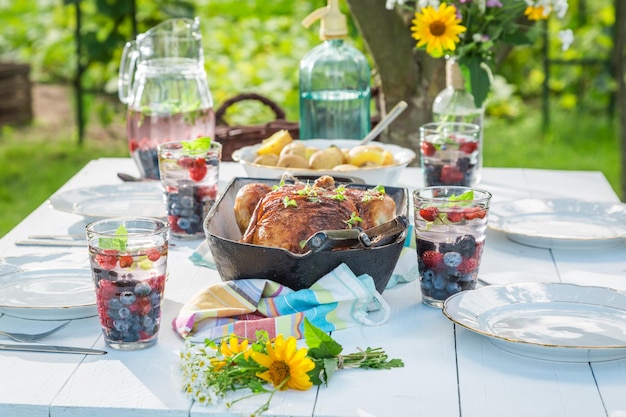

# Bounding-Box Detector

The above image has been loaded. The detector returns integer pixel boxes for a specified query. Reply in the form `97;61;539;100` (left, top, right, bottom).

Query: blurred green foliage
0;0;617;123
498;0;616;116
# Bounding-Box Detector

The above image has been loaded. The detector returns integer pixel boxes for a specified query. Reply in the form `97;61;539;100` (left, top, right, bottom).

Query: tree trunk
345;0;444;157
614;0;626;200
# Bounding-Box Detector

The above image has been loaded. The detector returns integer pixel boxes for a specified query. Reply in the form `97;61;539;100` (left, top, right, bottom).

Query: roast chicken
234;176;396;253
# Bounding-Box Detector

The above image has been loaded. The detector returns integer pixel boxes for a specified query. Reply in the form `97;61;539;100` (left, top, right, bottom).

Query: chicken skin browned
236;176;396;254
233;183;273;234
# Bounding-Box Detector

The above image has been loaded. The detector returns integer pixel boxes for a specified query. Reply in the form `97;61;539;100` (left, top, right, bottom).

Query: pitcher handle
118;40;138;104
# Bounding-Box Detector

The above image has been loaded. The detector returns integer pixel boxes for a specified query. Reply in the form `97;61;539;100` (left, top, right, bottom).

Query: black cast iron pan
203;176;409;293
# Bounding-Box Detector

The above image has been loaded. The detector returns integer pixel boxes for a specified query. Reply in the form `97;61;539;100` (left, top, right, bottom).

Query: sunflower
210;335;251;371
220;335;251;359
524;5;550;21
410;3;466;58
251;334;315;391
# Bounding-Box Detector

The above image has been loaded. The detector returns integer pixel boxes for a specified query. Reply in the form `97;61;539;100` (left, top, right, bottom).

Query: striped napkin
174;228;418;341
173;263;392;341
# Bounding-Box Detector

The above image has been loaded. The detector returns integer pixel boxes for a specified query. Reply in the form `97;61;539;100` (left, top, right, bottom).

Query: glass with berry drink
419;122;481;187
158;137;221;239
413;186;491;308
85;217;169;350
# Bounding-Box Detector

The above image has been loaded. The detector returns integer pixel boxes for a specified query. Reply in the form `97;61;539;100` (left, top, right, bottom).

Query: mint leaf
449;190;474;202
181;136;212;154
98;225;128;251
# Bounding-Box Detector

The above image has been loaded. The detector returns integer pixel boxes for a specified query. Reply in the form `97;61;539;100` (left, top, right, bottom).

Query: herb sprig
181;136;212;155
98;225;128;251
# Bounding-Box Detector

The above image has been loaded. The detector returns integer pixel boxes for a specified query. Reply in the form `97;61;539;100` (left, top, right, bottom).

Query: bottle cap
302;0;348;40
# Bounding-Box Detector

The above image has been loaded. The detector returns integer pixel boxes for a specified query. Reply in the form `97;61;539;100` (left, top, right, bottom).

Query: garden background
0;0;623;237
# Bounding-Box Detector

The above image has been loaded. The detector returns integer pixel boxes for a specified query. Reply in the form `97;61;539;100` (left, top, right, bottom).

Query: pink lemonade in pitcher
126;108;215;180
118;18;215;180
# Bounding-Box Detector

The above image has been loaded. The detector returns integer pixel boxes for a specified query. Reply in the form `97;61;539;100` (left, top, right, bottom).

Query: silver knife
27;234;85;240
14;240;87;247
0;343;107;355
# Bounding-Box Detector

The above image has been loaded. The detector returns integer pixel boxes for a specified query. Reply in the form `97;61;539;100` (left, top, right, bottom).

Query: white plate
443;282;626;362
0;268;97;320
488;198;626;249
49;182;166;222
231;139;416;185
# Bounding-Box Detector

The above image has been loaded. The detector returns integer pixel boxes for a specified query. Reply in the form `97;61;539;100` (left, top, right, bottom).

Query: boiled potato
324;145;347;165
277;154;309;168
253;136;397;169
279;141;308;159
308;148;344;170
253;153;279;166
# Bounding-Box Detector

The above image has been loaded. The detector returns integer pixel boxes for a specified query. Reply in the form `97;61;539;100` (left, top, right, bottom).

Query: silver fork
0;321;70;343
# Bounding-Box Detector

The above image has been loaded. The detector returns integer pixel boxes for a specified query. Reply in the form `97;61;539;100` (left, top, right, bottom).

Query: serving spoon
359;100;408;145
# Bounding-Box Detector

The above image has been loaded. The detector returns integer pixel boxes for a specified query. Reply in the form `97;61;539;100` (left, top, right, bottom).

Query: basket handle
215;93;287;126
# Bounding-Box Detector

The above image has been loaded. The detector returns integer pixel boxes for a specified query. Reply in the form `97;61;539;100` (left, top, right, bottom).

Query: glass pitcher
118;17;215;180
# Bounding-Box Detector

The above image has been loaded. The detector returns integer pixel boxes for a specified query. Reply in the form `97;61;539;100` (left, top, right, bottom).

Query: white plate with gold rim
443;282;626;362
488;198;626;249
0;268;97;320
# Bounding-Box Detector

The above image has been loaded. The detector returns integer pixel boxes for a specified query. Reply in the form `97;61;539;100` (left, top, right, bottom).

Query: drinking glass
413;186;491;308
420;122;481;187
86;217;169;350
158;141;221;238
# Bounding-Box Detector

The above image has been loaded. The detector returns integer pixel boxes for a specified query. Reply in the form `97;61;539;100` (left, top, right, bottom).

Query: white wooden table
1;158;625;417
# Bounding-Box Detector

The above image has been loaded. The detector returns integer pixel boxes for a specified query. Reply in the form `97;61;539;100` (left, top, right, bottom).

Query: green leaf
449;190;474;202
307;361;326;386
303;318;343;359
322;357;339;382
98;224;128;251
466;57;491;108
181;136;212;154
282;196;297;208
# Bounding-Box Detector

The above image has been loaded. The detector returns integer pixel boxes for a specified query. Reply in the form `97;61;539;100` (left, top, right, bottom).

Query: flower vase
432;57;485;185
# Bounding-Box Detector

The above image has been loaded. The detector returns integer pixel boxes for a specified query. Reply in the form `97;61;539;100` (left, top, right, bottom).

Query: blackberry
455;235;477;258
439;242;456;254
424;164;442;186
456;157;470;172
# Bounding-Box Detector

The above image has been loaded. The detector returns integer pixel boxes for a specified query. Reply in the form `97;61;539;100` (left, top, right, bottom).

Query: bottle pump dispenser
299;0;371;140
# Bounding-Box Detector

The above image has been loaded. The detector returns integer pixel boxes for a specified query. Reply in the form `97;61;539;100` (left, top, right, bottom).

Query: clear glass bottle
432;58;485;184
299;0;370;140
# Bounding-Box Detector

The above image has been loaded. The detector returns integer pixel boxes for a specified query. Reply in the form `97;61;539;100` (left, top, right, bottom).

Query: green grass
0;132;127;236
483;107;621;196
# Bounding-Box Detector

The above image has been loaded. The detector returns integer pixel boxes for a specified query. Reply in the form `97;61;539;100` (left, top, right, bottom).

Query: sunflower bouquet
386;0;572;107
180;318;404;416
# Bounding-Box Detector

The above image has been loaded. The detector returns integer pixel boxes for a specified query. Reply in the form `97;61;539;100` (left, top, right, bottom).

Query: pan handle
303;215;409;253
304;229;367;253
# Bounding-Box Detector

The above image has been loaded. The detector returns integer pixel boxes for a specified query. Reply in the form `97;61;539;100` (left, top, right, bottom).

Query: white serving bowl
231;139;416;185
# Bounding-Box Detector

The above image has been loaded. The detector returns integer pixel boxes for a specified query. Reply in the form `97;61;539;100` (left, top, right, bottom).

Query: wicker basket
215;93;299;161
